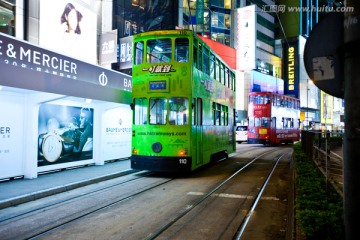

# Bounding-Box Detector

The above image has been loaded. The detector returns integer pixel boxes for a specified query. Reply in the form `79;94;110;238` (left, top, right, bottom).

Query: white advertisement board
0;94;24;179
236;5;256;71
39;0;97;63
101;106;132;161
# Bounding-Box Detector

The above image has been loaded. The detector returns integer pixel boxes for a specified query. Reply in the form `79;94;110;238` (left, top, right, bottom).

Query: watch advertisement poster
0;94;24;179
38;104;94;166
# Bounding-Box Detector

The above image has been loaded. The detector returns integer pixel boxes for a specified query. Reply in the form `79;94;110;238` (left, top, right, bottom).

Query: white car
236;126;248;144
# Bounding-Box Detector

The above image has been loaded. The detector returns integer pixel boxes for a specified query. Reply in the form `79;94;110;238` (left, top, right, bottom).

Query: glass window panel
169;97;189;125
134;98;148;125
175;38;189;62
134;41;144;65
147;38;172;63
149;98;167;125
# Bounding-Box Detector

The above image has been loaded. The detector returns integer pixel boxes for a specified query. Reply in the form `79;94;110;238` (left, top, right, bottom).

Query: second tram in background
130;29;236;173
247;92;300;145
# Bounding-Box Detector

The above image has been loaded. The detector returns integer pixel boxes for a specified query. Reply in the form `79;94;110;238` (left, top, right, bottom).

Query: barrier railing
301;130;344;197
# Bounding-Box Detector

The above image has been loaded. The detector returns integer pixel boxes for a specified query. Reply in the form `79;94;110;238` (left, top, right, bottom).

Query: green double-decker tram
131;29;236;173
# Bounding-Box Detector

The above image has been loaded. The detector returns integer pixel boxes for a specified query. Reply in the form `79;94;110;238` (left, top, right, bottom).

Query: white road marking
187;192;279;201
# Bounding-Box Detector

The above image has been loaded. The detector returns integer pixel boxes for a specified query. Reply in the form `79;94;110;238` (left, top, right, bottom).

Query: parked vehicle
236;126;248;143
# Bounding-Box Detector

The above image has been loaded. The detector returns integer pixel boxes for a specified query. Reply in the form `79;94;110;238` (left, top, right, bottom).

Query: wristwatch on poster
41;133;63;162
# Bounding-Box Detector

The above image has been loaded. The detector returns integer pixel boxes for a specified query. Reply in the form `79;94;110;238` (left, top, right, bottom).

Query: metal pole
307;79;309;128
343;1;360;239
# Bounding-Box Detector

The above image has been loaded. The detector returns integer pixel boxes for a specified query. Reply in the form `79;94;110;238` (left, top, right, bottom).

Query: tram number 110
179;159;187;164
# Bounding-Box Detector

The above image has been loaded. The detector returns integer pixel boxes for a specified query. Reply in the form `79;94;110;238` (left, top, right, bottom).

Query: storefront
0;33;132;179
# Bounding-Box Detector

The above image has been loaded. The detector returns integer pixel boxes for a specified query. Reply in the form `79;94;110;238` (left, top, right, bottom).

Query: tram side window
210;54;215;78
222;105;228;125
203;47;210;75
255;117;261;127
215;59;220;81
175;38;189;62
271;117;276;128
169;97;189;125
134;98;148;125
249;95;254;104
134;41;144;65
147;39;172;63
262;117;270;127
249;117;255;127
193;41;198;66
213;103;221;125
283;117;292;128
149;98;167;125
198;44;203;70
265;95;270;104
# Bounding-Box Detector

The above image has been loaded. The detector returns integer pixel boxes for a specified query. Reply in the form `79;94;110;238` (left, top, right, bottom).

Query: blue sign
149;81;167;90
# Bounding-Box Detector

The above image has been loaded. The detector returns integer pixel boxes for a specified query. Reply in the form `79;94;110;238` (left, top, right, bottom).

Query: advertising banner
38;104;94;166
100;30;118;65
119;36;133;70
0;94;24;179
236;5;256;71
101;107;132;161
39;0;97;64
283;40;300;98
0;32;132;104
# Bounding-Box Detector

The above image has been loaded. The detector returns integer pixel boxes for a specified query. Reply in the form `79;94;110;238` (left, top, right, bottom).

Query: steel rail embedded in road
233;151;291;240
146;148;283;240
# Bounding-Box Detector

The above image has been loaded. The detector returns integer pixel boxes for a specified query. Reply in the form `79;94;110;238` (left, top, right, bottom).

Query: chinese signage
236;5;256;71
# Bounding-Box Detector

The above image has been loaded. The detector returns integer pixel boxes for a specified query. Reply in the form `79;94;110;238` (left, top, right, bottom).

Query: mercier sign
0;32;132;104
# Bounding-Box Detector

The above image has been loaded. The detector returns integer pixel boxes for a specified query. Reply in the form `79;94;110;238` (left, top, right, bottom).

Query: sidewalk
0;160;134;209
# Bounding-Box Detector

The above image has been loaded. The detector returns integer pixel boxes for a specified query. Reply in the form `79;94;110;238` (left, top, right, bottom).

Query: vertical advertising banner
39;0;97;63
38;104;94;167
283;41;300;98
0;94;24;179
196;0;204;24
236;5;256;71
119;36;133;70
99;30;118;65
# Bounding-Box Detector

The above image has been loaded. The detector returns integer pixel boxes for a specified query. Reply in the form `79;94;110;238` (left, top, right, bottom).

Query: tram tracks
146;148;292;239
0;146;293;240
0;172;175;240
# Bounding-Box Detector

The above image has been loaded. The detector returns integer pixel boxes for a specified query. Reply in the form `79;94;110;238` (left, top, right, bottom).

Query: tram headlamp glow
132;149;139;154
178;150;187;156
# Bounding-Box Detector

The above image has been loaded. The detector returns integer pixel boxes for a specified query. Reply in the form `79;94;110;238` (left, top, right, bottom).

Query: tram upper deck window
175;38;189;62
265;95;270;104
169;97;189;125
147;39;172;63
134;98;148;125
134;41;144;65
149;98;167;125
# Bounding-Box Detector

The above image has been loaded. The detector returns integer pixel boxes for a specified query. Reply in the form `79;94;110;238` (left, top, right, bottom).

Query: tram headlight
132;149;139;154
178;150;187;156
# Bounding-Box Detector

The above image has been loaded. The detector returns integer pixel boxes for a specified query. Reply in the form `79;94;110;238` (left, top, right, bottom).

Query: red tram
247;92;300;145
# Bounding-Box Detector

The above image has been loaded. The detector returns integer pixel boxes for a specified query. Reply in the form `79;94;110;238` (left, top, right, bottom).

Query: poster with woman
39;0;97;63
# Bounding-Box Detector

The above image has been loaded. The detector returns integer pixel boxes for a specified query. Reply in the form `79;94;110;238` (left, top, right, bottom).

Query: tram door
195;98;203;165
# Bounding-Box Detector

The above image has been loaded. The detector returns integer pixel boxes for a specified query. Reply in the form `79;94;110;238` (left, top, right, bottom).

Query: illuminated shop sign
288;47;295;91
0;33;132;93
283;41;299;98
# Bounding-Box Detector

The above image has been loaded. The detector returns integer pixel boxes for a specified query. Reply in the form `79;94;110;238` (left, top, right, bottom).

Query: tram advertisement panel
37;104;94;166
